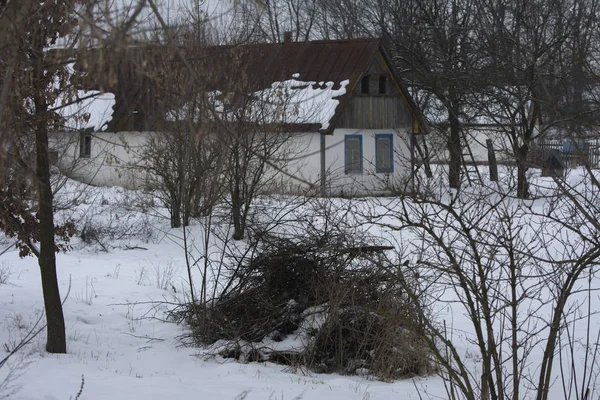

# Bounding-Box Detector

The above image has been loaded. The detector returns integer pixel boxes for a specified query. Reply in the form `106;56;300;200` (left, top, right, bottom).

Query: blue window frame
375;133;394;173
345;135;363;174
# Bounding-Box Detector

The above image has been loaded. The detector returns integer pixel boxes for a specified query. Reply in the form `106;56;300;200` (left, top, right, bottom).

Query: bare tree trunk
232;188;244;240
32;33;66;354
487;139;498;182
171;200;182;228
516;145;529;199
448;111;461;190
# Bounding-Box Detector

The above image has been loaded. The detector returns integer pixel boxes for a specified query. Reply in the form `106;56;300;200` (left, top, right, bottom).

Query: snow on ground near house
1;167;599;399
0;181;442;400
0;247;436;400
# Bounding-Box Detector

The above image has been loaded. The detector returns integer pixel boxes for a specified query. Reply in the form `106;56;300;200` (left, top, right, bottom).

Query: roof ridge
293;37;382;44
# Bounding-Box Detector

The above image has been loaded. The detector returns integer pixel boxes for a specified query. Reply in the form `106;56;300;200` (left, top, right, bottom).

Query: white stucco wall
262;128;413;196
52;128;413;196
322;128;412;196
426;126;514;164
51;131;151;189
262;132;322;195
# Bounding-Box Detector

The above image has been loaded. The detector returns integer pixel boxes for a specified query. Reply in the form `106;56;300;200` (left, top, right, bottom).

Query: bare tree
315;0;482;190
214;88;298;240
472;0;592;198
243;0;320;42
0;0;86;354
0;0;153;353
141;115;222;228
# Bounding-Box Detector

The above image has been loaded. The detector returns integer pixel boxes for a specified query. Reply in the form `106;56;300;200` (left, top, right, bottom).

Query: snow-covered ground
1;167;599;399
2;240;436;400
0;181;443;400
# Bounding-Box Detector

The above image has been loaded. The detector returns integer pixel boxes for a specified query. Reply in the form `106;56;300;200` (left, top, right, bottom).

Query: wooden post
487;139;498;182
283;31;292;43
410;132;416;193
320;134;326;196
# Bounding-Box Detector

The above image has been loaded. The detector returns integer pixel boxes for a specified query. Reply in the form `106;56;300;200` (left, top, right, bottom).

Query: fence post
487;139;498;182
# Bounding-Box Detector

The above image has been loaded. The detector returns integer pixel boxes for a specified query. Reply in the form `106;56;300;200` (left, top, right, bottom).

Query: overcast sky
105;0;235;24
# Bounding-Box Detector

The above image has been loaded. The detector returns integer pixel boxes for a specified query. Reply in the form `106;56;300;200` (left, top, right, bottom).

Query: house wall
262;132;322;195
337;54;414;130
323;128;412;196
50;131;151;189
261;128;413;196
425;126;514;165
52;130;318;193
52;128;412;197
338;97;413;129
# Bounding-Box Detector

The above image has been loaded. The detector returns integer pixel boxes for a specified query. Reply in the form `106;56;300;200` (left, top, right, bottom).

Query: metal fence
530;139;600;169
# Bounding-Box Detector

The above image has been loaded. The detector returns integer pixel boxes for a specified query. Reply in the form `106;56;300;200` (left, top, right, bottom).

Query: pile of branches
177;232;432;380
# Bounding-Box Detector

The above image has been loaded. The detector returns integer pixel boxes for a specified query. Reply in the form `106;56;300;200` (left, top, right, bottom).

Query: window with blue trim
375;134;393;173
345;135;363;174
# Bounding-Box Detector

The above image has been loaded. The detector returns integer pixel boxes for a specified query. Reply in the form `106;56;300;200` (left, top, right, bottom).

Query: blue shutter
375;134;393;173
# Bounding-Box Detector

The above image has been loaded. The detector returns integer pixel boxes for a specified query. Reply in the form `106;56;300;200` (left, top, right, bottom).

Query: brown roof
162;38;382;93
79;38;427;134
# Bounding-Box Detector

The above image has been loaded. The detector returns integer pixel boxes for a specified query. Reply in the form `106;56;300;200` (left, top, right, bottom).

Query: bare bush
373;172;600;399
174;200;432;380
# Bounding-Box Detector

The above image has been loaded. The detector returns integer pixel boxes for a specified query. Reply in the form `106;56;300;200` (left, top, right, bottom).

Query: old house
53;37;427;196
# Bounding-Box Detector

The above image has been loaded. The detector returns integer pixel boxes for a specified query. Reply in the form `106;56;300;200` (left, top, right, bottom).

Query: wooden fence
530;139;600;169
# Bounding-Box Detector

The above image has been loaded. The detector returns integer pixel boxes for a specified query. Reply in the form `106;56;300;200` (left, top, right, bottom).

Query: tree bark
487;139;498;182
448;111;462;190
171;200;182;228
232;189;243;240
516;145;529;199
32;35;66;353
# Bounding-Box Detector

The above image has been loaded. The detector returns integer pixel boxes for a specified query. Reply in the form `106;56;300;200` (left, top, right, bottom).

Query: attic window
379;76;387;94
361;76;370;94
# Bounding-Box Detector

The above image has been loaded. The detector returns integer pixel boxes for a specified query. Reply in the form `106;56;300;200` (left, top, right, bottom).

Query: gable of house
337;54;414;130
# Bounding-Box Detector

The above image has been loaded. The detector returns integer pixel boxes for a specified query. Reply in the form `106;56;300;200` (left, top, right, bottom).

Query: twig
73;375;84;400
124;245;148;251
121;332;165;343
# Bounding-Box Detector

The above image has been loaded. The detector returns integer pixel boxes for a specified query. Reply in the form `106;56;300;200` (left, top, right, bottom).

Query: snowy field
1;166;599;399
0;238;431;400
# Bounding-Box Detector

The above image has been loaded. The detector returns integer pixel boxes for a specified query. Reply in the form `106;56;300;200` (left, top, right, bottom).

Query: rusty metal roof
179;38;382;92
78;38;427;133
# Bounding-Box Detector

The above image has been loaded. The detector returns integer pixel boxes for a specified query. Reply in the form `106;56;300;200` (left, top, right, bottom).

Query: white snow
259;77;350;130
209;76;350;131
1;168;599;399
0;180;442;400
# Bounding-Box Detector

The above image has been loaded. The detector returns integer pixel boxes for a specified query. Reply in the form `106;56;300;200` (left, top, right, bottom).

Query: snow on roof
57;90;116;131
209;75;350;131
254;77;350;131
